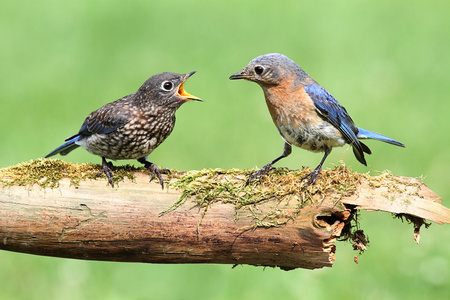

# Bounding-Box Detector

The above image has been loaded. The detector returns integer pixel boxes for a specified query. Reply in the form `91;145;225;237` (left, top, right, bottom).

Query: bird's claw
245;164;275;186
300;168;321;188
147;164;169;189
96;159;115;188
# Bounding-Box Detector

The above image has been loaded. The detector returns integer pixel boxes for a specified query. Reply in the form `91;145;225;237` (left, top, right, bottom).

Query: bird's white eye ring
162;81;173;91
254;65;264;75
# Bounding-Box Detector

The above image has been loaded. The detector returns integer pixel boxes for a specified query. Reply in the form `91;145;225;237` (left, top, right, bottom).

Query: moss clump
162;165;425;236
0;158;139;188
1;159;406;205
166;166;365;208
159;166;367;220
1;160;416;206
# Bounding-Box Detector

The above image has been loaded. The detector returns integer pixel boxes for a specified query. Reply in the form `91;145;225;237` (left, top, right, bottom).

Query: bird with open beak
46;71;203;188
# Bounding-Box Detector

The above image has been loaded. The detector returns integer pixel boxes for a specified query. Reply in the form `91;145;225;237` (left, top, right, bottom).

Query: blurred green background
1;0;449;299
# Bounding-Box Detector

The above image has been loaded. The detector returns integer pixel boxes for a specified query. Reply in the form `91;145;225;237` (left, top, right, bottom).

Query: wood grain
0;169;447;270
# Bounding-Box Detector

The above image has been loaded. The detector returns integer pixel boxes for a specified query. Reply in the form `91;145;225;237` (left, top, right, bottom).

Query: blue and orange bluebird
230;53;404;187
45;72;202;188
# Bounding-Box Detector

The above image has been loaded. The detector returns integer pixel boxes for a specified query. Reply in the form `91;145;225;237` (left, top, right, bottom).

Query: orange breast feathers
262;76;319;129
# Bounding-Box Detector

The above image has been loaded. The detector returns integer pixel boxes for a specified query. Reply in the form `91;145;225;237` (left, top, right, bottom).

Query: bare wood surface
340;175;449;224
0;174;346;270
0;163;448;270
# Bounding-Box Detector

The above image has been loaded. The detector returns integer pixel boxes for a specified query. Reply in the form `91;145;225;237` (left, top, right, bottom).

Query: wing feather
303;84;369;165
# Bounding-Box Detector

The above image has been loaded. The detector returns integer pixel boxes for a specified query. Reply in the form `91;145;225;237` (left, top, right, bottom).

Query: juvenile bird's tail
45;134;81;158
357;128;405;147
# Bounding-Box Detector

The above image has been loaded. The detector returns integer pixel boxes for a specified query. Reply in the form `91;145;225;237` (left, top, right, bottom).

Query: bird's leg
301;147;332;188
137;158;169;189
246;142;292;186
96;157;115;188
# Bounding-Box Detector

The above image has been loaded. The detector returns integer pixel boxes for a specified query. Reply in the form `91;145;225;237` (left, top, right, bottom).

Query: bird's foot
141;161;169;189
149;164;170;189
96;158;115;188
245;164;275;186
300;167;321;188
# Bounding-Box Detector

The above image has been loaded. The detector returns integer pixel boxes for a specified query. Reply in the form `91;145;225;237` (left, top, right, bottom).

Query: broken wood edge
340;175;449;243
0;162;448;270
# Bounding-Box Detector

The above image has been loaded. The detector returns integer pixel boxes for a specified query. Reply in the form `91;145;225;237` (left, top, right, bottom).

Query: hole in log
315;212;343;229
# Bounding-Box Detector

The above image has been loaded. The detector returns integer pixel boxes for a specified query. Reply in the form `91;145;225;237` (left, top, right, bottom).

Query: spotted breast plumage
45;71;202;188
230;53;405;187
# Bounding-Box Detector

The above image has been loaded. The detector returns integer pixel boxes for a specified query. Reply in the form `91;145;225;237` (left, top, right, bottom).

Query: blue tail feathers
357;128;405;147
45;134;81;158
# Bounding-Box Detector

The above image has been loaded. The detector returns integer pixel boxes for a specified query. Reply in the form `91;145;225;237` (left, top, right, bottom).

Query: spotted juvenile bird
45;72;202;188
230;53;404;187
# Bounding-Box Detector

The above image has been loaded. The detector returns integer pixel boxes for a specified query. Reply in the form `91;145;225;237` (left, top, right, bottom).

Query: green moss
1;159;423;229
1;159;370;227
1;159;408;210
1;159;419;210
159;165;368;227
0;158;138;188
1;159;426;252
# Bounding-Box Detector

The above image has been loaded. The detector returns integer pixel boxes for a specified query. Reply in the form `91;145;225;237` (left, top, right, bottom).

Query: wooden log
0;160;448;270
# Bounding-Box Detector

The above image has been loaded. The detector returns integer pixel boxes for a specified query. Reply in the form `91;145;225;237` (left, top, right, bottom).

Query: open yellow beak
177;71;203;101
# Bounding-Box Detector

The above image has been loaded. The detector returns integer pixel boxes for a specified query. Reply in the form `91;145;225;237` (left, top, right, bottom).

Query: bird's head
139;71;203;108
229;53;307;87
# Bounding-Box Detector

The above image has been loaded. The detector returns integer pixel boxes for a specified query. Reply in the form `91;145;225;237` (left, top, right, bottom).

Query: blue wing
78;97;132;137
303;84;370;165
45;97;131;158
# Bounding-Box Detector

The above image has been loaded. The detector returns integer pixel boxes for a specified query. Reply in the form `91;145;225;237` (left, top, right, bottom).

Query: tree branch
0;160;448;270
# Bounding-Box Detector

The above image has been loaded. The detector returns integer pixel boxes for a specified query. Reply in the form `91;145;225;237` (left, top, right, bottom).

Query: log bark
0;163;448;270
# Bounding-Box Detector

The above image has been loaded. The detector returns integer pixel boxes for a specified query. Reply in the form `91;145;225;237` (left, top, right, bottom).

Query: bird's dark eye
254;66;264;75
162;81;173;91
